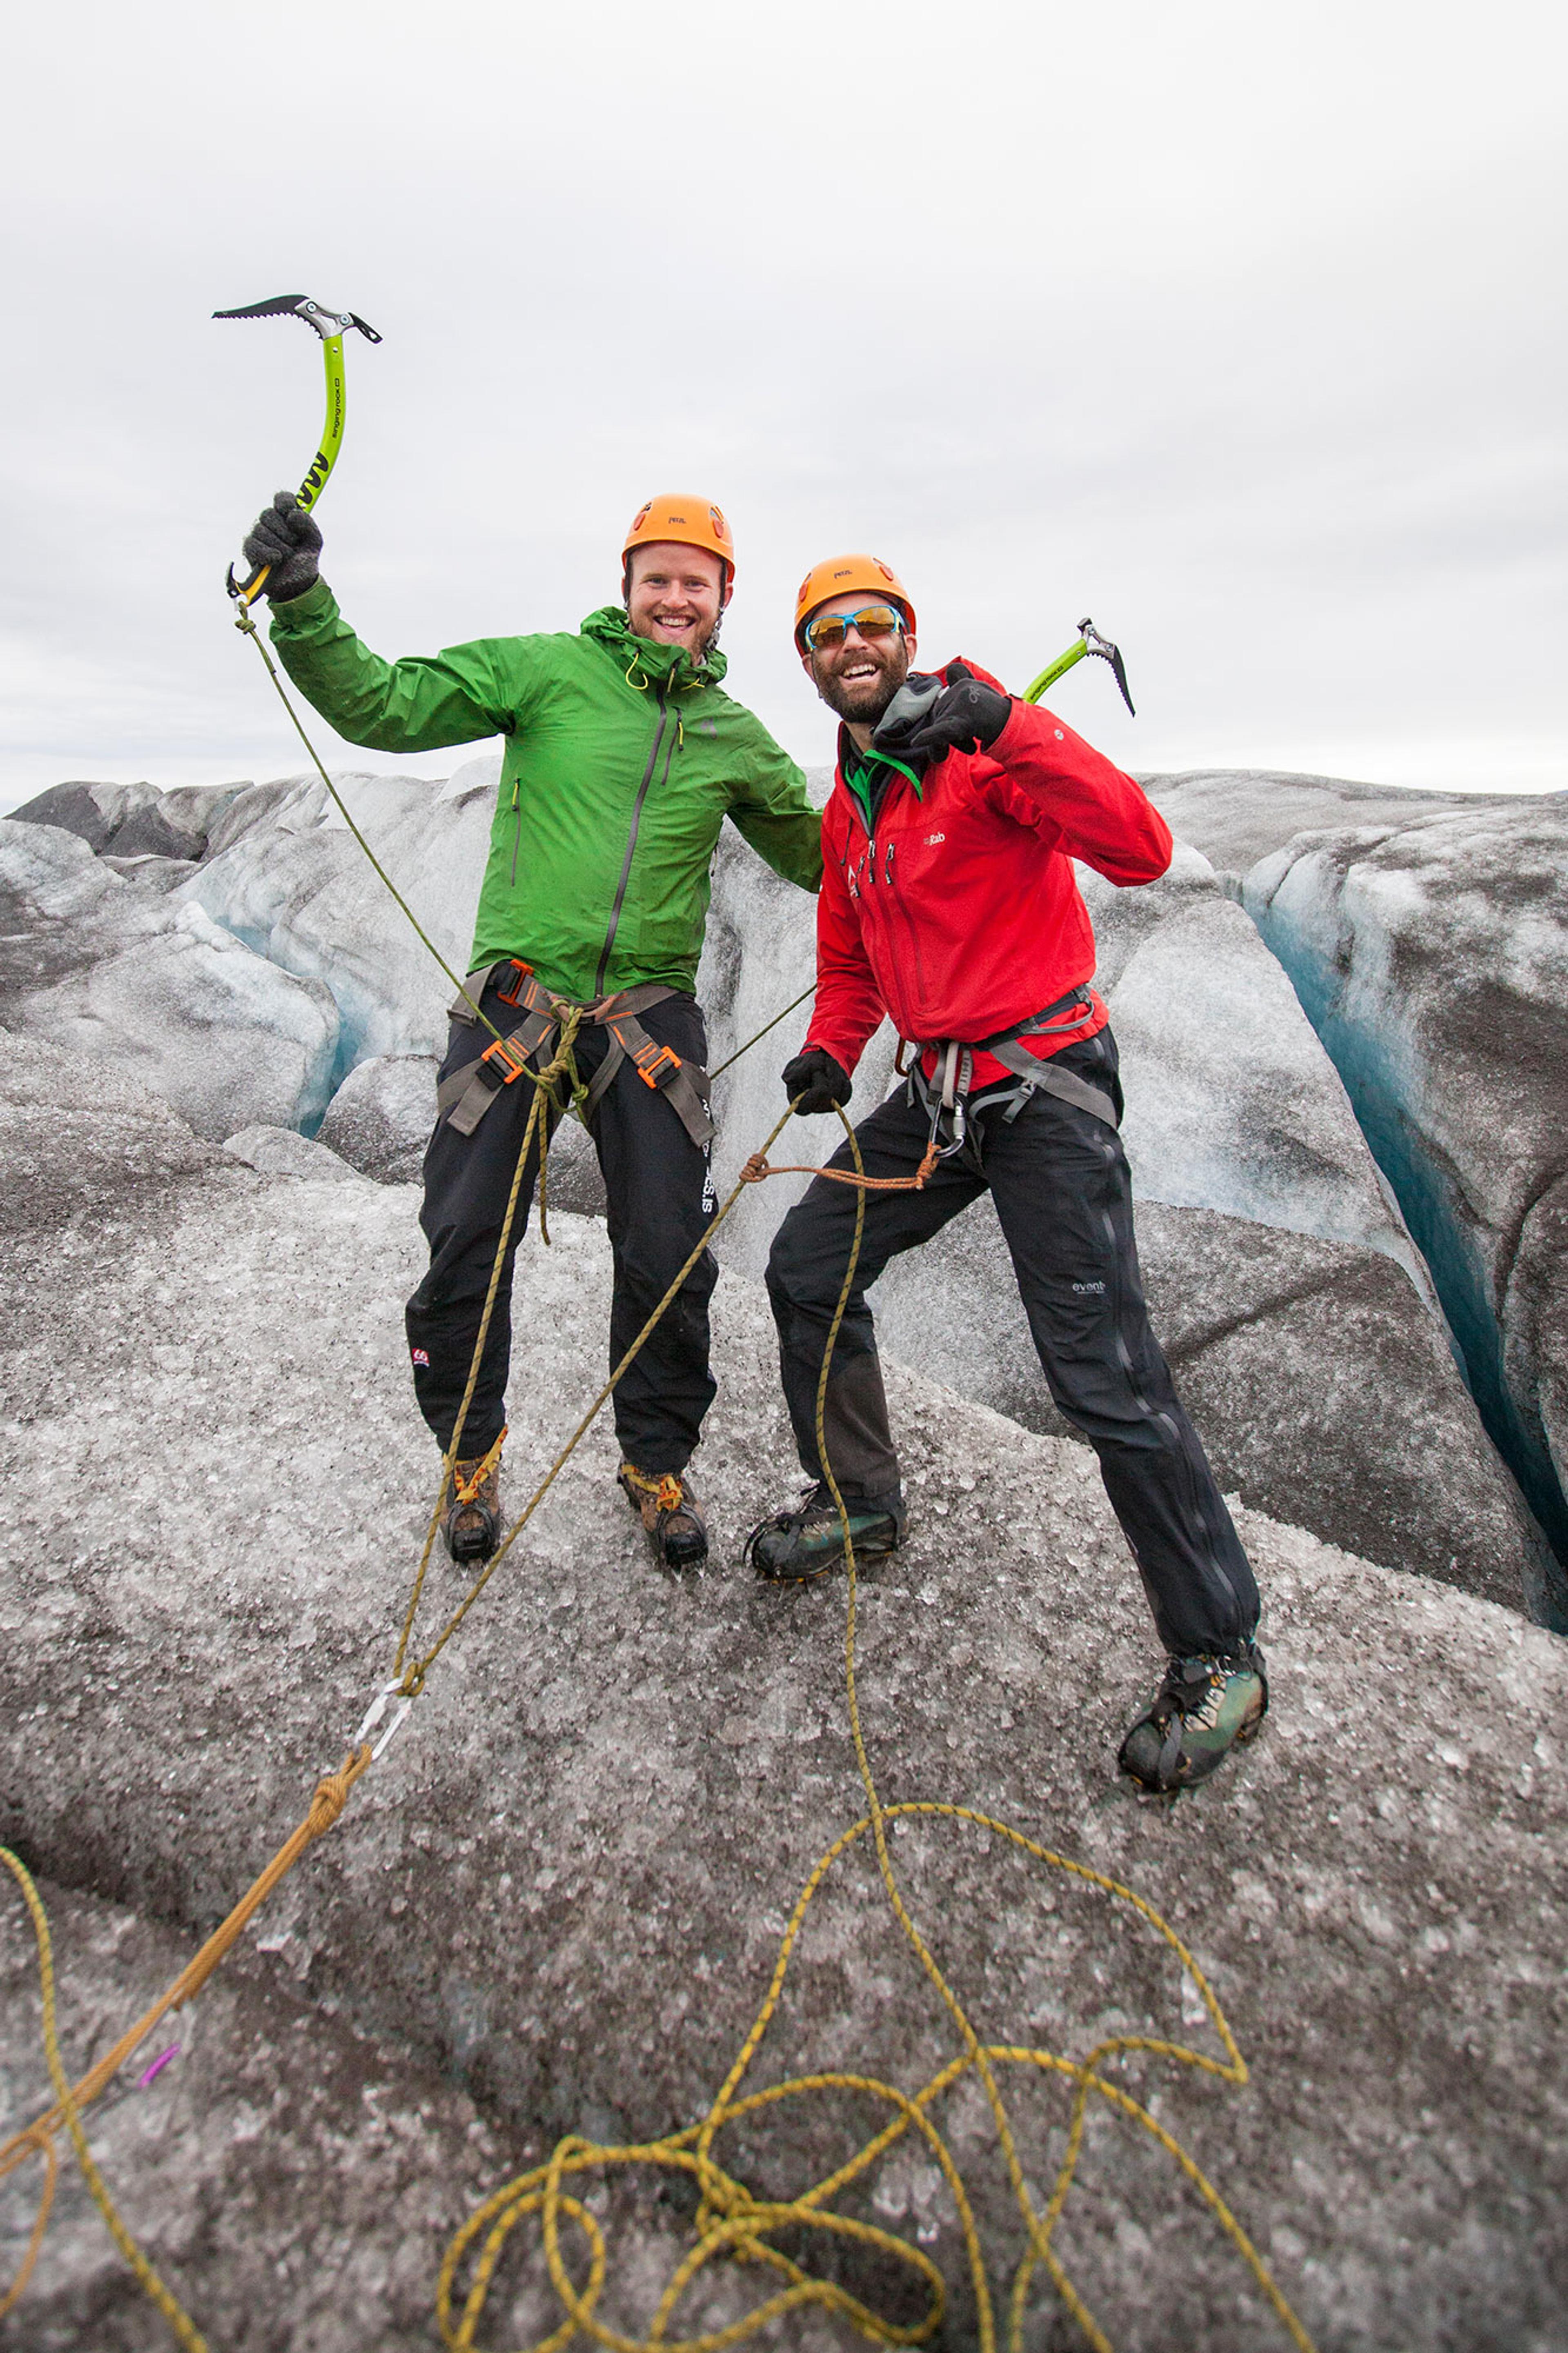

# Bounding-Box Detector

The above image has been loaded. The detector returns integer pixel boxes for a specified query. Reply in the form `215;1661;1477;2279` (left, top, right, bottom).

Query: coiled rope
0;624;1318;2352
433;1111;1316;2353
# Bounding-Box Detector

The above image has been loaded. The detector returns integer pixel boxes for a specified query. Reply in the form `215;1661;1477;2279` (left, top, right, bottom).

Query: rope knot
305;1747;370;1838
739;1152;771;1184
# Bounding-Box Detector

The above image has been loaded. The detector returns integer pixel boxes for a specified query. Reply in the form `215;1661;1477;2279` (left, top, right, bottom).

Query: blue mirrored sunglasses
803;603;906;652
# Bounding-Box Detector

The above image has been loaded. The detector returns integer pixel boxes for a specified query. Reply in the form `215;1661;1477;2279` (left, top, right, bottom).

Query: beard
810;635;911;725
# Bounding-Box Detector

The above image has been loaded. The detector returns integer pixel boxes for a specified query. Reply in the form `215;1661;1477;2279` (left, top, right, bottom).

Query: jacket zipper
851;776;930;1027
595;689;670;997
509;774;523;885
880;835;933;1019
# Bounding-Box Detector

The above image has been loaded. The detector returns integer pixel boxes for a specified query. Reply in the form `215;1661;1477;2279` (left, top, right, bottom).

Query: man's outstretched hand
782;1047;852;1115
241;491;323;602
895;660;1011;761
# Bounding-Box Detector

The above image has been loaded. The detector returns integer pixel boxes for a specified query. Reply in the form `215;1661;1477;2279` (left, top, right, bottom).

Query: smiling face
626;542;728;659
800;591;915;738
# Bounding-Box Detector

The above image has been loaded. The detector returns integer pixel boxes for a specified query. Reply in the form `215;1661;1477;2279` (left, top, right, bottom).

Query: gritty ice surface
0;818;340;1137
2;1054;1567;2349
178;761;497;1066
1245;801;1568;1622
3;766;1540;1601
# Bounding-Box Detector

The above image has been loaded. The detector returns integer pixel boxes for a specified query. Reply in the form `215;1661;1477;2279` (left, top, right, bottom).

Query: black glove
782;1047;852;1115
890;659;1011;762
241;490;323;602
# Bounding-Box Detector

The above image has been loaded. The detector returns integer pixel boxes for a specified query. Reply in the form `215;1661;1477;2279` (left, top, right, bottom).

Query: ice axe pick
214;294;382;608
1023;618;1136;717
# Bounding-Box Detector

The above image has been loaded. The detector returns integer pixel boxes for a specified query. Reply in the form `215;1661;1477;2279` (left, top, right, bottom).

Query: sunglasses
803;604;906;652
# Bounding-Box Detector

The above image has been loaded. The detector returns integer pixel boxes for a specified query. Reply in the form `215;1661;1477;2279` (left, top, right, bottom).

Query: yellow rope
1;648;1317;2351
1;1849;209;2350
434;1109;1319;2353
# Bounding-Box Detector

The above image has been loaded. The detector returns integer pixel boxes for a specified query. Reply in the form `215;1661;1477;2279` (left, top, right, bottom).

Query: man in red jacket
746;555;1267;1794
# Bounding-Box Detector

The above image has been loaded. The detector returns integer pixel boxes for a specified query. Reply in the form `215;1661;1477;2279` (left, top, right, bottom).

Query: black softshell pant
405;981;717;1472
764;1026;1260;1659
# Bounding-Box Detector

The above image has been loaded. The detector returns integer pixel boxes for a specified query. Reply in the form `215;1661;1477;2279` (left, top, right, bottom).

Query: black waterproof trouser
405;981;718;1472
763;1026;1260;1659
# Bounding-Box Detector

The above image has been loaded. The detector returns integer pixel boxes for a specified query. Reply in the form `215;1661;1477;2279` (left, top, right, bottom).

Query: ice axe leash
1024;618;1136;717
214;294;382;609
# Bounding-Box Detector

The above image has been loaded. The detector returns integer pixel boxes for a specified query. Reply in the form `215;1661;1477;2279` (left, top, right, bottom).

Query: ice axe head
216;294;382;606
213;294;382;345
1078;617;1135;717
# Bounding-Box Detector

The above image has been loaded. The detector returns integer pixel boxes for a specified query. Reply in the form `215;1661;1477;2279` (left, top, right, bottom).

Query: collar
581;604;726;693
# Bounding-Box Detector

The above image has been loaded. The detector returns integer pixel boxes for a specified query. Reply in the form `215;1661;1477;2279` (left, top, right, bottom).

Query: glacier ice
1246;798;1568;1624
2;1026;1565;2352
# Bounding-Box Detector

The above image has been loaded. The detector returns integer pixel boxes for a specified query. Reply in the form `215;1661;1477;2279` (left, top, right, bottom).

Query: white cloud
2;0;1564;807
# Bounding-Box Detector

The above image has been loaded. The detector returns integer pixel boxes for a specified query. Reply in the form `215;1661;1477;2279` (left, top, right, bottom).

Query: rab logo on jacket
411;1347;430;1367
924;832;946;846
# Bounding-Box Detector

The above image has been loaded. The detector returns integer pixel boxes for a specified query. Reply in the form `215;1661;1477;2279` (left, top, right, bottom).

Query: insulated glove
869;672;945;758
241;490;323;602
889;660;1011;762
782;1047;852;1116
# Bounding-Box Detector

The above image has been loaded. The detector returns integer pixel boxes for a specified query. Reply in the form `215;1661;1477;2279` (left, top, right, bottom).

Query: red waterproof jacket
805;660;1172;1088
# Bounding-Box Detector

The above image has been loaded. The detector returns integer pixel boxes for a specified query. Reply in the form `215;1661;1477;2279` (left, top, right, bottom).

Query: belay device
214;294;382;607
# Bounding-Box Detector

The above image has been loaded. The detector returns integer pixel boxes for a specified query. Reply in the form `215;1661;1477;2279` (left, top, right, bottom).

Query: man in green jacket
239;489;822;1568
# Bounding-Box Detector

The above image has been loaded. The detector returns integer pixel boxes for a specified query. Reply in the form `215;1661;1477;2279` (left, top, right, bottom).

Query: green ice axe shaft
214;294;382;608
1024;617;1136;716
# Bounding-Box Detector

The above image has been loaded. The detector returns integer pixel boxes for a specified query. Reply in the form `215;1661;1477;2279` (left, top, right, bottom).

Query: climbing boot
745;1481;904;1583
440;1437;504;1566
1117;1642;1269;1794
619;1463;708;1570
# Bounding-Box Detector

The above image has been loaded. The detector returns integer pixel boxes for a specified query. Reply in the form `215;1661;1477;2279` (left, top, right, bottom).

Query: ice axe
1023;617;1136;716
214;294;382;607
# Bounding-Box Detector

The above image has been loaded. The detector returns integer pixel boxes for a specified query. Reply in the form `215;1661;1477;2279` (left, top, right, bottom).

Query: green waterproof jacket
268;582;822;1000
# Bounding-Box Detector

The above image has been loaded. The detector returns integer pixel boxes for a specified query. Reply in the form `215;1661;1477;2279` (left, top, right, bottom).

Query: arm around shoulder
726;723;824;892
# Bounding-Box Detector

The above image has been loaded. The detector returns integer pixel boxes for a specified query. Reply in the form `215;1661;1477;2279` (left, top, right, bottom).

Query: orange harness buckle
479;1036;529;1085
632;1042;681;1091
494;958;535;1006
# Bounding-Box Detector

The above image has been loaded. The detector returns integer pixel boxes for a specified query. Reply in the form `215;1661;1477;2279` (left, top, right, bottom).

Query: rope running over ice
0;631;1318;2353
432;1109;1317;2353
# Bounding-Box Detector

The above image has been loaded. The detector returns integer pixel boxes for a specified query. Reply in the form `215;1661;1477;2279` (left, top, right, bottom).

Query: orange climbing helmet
793;553;916;648
622;494;735;595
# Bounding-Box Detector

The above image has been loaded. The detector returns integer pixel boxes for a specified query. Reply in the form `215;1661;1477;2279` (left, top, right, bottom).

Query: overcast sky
2;0;1564;809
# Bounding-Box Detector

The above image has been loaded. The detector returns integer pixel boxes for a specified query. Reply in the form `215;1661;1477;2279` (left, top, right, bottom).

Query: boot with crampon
1117;1643;1268;1794
618;1463;708;1569
744;1480;904;1582
440;1437;504;1565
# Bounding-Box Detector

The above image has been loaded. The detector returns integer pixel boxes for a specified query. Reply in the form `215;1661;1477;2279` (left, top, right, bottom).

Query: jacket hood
581;605;727;692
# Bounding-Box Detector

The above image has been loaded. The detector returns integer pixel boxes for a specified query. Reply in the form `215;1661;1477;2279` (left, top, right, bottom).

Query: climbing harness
1024;617;1136;717
0;528;1319;2351
440;961;715;1152
214;294;382;608
897;983;1119;1169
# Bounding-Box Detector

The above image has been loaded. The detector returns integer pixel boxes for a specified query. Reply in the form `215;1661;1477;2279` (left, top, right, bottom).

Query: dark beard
811;643;909;725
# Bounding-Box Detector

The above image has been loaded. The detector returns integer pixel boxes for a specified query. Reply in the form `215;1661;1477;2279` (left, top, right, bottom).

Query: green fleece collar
581;604;726;693
844;746;922;833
